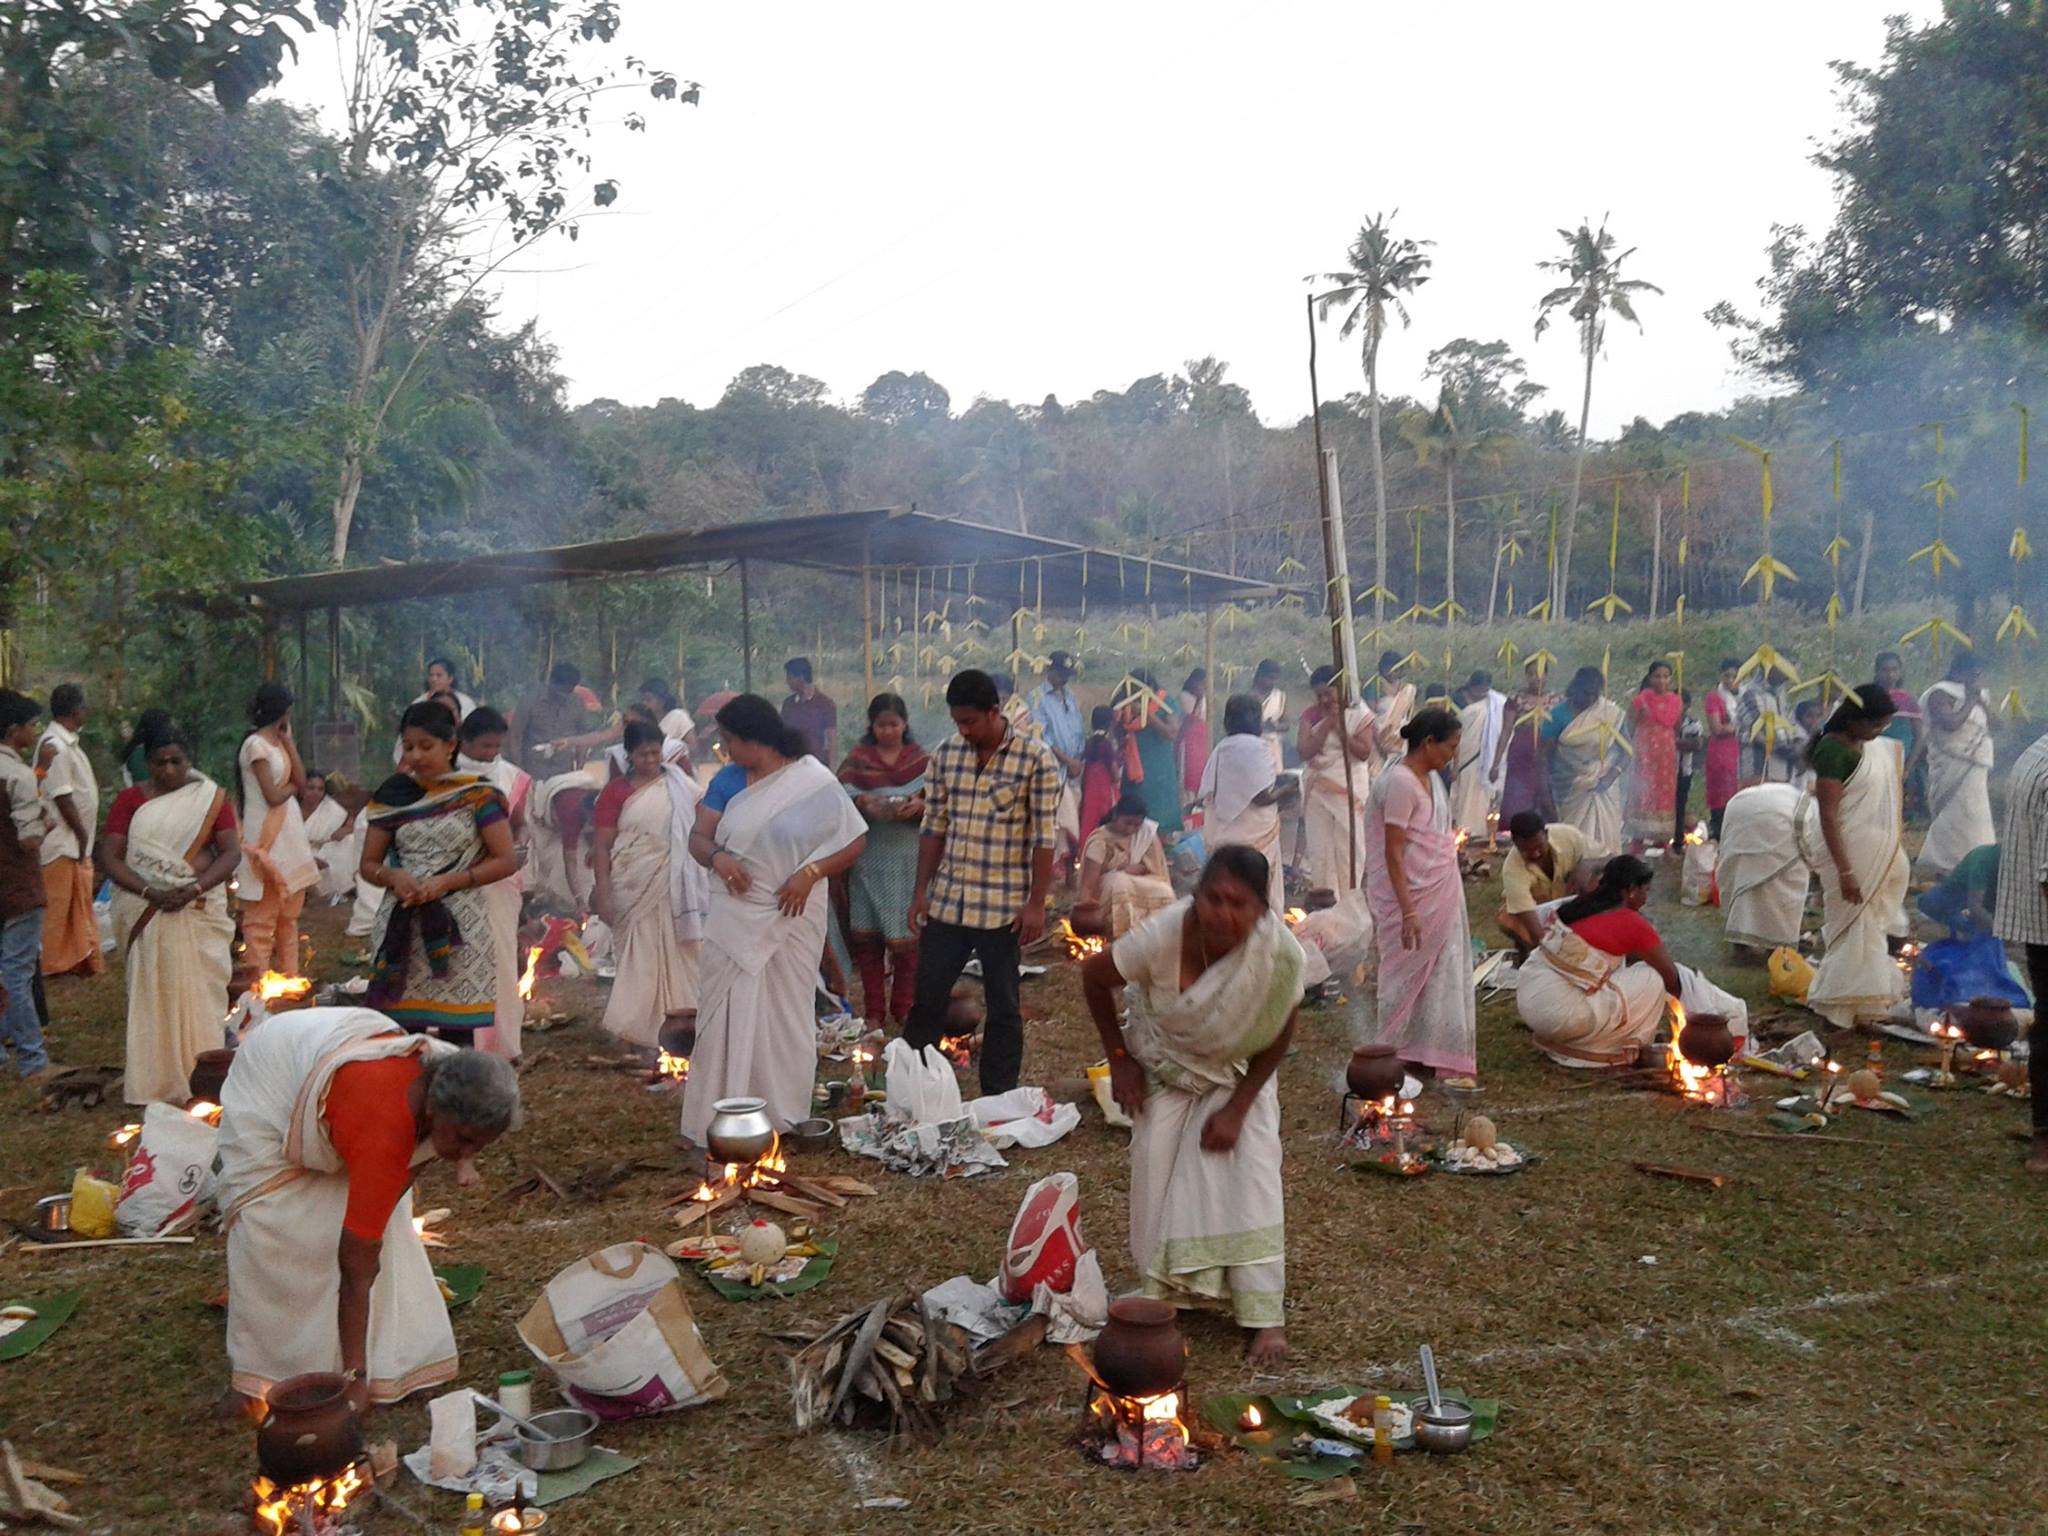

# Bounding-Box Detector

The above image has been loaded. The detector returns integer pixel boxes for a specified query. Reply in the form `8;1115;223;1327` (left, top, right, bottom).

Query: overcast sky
283;1;1935;433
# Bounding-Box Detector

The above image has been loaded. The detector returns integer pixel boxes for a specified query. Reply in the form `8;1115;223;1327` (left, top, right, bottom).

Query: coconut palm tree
1534;219;1661;619
1400;387;1517;629
1312;213;1433;637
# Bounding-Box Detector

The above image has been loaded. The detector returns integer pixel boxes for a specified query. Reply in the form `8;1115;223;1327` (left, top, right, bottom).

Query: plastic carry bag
1680;829;1718;907
115;1101;218;1236
882;1037;964;1125
1910;933;2031;1011
1768;946;1814;1002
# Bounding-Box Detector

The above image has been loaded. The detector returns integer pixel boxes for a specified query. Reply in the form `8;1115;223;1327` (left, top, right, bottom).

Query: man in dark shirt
510;662;594;771
0;689;50;1077
781;656;837;762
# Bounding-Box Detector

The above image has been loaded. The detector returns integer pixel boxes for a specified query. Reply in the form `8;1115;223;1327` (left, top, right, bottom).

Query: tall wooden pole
1307;294;1362;889
739;559;753;693
861;532;876;703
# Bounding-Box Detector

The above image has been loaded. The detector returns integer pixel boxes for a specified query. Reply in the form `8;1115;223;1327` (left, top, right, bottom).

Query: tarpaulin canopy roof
233;507;1291;615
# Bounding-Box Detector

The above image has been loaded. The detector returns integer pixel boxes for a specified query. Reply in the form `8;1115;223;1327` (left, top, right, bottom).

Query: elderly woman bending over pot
215;1007;520;1415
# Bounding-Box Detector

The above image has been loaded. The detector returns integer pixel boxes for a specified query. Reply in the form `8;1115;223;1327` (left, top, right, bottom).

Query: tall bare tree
1312;213;1433;637
1534;219;1660;618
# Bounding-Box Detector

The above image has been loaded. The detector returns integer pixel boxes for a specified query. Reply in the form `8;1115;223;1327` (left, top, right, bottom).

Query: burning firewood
784;1293;977;1436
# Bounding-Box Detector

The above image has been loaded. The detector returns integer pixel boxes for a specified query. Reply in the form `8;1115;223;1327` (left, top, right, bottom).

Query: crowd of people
0;630;2040;1413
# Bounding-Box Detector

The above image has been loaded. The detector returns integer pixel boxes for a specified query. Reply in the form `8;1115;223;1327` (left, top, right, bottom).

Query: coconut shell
1846;1068;1883;1102
736;1219;787;1268
1463;1114;1499;1152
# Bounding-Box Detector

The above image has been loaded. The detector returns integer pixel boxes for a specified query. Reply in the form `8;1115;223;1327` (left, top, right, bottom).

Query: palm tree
1313;213;1433;637
1400;387;1517;629
1534;219;1661;619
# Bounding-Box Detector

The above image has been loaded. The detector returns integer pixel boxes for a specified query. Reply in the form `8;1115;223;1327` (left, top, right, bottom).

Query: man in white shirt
37;683;102;979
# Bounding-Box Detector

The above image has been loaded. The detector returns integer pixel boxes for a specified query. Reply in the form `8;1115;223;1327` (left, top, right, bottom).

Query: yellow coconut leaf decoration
1737;643;1800;685
1995;605;2038;644
1497;637;1519;667
1742;554;1800;602
1908;538;1962;575
1586;591;1632;622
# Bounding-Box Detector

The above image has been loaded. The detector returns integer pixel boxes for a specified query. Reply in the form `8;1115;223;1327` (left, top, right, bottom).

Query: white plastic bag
518;1242;727;1420
1680;827;1718;906
969;1088;1081;1150
882;1038;963;1125
115;1101;218;1236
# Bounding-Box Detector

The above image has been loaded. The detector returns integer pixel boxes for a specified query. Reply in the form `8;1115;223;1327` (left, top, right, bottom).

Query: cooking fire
1085;1386;1200;1471
251;1463;366;1535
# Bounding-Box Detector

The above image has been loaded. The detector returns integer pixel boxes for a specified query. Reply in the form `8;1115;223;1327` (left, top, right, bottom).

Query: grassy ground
2;855;2044;1536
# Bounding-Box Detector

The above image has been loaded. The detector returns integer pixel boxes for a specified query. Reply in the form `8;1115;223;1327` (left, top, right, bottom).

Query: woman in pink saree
1625;662;1683;851
1365;707;1476;1088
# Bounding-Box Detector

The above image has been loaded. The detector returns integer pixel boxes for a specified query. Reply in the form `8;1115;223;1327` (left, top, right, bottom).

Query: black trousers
2027;945;2048;1134
904;919;1023;1095
1673;773;1694;838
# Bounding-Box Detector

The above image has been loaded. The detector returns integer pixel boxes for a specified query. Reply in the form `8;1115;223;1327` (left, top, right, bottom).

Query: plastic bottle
1866;1037;1884;1075
497;1369;533;1422
458;1491;486;1536
1371;1394;1395;1465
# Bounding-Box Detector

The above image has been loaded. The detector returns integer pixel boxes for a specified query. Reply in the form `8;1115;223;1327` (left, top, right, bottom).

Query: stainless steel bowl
705;1096;776;1163
1412;1397;1475;1454
788;1117;835;1153
33;1195;71;1234
515;1407;598;1472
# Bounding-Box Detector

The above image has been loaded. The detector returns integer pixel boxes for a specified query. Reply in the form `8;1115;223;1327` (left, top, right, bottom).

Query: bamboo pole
1306;294;1362;890
861;532;876;702
739;559;753;694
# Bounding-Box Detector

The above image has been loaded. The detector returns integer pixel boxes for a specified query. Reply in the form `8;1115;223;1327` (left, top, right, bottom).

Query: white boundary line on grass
1269;1267;2005;1386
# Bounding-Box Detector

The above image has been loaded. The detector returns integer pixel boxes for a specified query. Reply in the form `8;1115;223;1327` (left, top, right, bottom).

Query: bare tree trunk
1648;491;1663;619
1852;502;1875;614
1487;528;1505;624
1367;335;1389;634
1555;326;1596;617
1013;483;1028;536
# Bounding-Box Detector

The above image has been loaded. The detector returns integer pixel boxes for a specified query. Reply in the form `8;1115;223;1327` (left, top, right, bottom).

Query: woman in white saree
1297;664;1377;900
1917;654;1995;879
1517;856;1748;1067
1077;792;1177;939
1548;666;1627;857
215;1007;519;1413
592;719;706;1048
681;696;865;1150
101;719;242;1105
1199;694;1287;911
1716;783;1811;951
1081;846;1304;1366
1795;686;1910;1028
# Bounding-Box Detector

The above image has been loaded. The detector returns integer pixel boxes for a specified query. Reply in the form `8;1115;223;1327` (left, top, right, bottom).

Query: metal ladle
1419;1343;1443;1414
470;1389;548;1440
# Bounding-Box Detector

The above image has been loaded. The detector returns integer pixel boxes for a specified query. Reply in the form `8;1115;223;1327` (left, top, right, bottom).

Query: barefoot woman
1081;846;1304;1366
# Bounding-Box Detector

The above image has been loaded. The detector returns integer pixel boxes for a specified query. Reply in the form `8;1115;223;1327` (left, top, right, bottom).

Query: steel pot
256;1372;363;1484
515;1408;598;1472
1413;1396;1475;1454
705;1097;777;1164
788;1117;836;1153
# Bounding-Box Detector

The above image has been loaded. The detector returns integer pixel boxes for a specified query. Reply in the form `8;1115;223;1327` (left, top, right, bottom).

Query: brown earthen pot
257;1372;363;1485
1091;1298;1186;1397
1676;1013;1738;1068
1305;888;1338;912
1953;996;2019;1052
188;1048;235;1105
945;989;985;1032
1346;1043;1407;1101
1068;902;1109;938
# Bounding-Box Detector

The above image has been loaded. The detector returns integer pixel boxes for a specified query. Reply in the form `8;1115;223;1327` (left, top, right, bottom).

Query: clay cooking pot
1346;1044;1407;1101
1067;901;1109;938
945;989;985;1032
1953;996;2018;1052
1676;1013;1738;1068
1091;1297;1186;1397
657;1012;697;1059
256;1372;362;1485
188;1047;235;1105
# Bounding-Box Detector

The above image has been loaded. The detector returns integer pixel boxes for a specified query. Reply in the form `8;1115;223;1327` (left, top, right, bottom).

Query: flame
518;944;542;1001
939;1033;975;1067
1664;1001;1717;1100
252;1465;366;1535
1241;1402;1264;1430
1454;828;1471;850
255;971;311;1004
108;1123;141;1149
1092;1387;1196;1469
690;1136;786;1201
187;1100;224;1125
1684;824;1706;846
1136;1390;1183;1424
1284;907;1307;927
1057;918;1105;959
656;1049;690;1082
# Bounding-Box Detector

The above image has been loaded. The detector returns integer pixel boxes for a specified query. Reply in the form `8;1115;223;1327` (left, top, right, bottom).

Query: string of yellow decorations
1728;436;1799;756
1399;509;1430;624
1795;441;1857;708
1528;494;1558;623
1585;478;1631;622
1901;422;1972;662
2000;403;2034;719
1501;496;1523;620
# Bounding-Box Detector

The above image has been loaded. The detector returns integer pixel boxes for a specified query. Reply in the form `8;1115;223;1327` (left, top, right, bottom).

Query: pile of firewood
784;1293;971;1435
782;1297;1048;1437
666;1169;876;1225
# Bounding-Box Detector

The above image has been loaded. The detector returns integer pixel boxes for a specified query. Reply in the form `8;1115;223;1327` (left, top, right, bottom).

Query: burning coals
251;1464;366;1535
1084;1385;1201;1472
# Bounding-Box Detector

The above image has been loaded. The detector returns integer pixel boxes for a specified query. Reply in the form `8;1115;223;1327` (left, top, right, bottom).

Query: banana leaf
0;1290;82;1362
